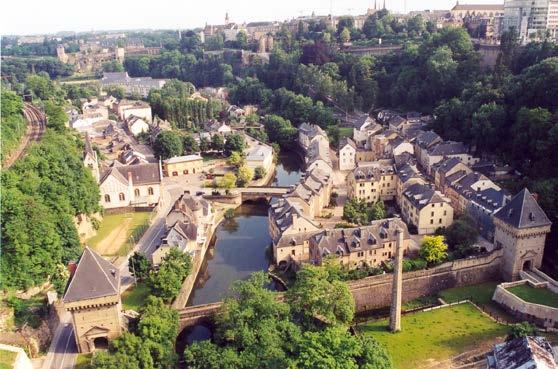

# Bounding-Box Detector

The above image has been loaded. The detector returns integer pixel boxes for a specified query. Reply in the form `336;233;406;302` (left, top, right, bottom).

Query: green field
122;281;151;311
507;284;558;308
0;349;17;369
86;212;151;256
357;303;508;369
439;282;500;305
338;127;353;138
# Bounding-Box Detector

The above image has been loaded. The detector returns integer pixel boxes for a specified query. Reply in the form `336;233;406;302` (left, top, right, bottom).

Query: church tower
493;188;551;281
83;134;100;183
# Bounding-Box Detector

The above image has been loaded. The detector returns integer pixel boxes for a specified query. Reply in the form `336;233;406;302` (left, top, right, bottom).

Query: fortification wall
492;280;558;328
348;250;503;312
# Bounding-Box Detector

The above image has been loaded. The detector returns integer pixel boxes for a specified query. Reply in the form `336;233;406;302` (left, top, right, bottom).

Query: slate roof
353;164;395;182
83;133;96;160
340;137;357;150
487;336;557;369
353;114;374;130
494;188;551;229
428;141;469;156
403;183;448;210
453;3;504;11
63;247;119;303
415;131;442;149
389;115;407;128
434;157;464;176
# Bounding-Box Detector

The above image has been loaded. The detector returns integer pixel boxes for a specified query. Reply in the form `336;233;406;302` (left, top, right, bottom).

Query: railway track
3;102;46;170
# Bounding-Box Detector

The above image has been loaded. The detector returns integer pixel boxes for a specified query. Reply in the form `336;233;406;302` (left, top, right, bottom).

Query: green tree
129;252;151;281
211;134;225;152
227;151;244;168
254;166;266;180
218;172;237;189
183;133;200;154
340;27;351;43
507;322;538;341
105;85;126;99
102;60;125;73
287;265;355;329
44;100;68;131
236;165;253;187
442;214;479;257
148;248;191;301
224;133;246;154
419;235;448;264
369;200;386;221
236;30;248;49
153;130;183;160
199;136;211;152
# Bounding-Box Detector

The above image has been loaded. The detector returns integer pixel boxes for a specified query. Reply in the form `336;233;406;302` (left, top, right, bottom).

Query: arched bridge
178;302;223;329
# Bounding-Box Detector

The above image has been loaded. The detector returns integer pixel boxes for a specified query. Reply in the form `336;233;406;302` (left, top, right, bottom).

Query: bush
224;208;235;219
507;322;538;341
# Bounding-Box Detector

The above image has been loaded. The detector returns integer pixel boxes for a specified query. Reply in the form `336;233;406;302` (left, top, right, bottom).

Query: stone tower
493;188;551;281
56;45;68;63
83;134;100;183
63;247;122;353
389;227;404;332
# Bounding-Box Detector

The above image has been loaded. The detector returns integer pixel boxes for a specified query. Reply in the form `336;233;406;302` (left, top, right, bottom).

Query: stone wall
348;250;503;312
492;280;558;328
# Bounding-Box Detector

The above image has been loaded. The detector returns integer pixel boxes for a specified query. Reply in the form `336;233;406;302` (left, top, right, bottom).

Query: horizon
1;0;503;36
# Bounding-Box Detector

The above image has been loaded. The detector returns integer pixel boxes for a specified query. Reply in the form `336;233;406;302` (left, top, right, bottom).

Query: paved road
42;320;77;369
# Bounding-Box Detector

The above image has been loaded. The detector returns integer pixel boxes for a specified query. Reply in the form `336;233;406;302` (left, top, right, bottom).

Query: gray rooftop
63;247;120;303
494;188;551;229
404;183;448;210
487;336;556;369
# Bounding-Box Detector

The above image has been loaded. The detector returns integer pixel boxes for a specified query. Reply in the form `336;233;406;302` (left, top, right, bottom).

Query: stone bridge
177;301;223;329
239;186;290;202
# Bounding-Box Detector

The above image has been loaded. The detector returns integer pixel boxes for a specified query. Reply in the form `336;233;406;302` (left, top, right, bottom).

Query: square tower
493;188;551;281
63;247;122;353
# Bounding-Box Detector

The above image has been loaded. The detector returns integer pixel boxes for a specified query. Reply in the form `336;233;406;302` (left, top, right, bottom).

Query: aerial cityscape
1;0;558;368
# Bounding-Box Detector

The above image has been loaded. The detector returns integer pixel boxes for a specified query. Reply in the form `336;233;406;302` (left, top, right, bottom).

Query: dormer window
529;212;535;221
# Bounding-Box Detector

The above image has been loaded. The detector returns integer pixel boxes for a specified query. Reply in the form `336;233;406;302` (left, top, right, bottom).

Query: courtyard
507;283;558;308
356;302;508;369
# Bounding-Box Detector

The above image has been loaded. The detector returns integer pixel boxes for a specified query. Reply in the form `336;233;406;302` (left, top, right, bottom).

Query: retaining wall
349;250;503;312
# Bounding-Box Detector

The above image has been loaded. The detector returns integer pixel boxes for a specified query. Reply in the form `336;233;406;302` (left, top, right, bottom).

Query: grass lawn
507;284;558;308
86;212;151;256
439;282;500;305
0;349;17;369
338;127;353;138
122;281;151;311
357;303;508;369
75;353;93;369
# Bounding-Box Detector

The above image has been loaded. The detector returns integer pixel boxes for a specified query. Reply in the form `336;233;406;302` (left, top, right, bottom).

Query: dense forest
0;89;100;291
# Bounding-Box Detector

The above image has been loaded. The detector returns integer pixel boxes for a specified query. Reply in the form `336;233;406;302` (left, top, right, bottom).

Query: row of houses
270;122;412;269
341;110;512;240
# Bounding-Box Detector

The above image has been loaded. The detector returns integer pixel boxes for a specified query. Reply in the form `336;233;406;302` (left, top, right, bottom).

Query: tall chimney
389;227;404;332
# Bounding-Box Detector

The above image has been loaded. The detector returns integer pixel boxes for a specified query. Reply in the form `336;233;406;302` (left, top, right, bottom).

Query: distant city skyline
1;0;503;36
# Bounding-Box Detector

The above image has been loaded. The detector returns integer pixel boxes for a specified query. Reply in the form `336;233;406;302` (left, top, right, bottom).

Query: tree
129;252;151;281
369;200;386;221
254;166;266;180
218;172;237;189
148;248;191;301
183;133;200;154
44;100;67;131
442;214;479;257
102;60;124;73
224;133;246;154
211;134;225;152
507;322;538;341
236;165;253;187
236;30;248;49
227;151;244;168
340;27;351;43
287;264;355;329
104;85;126;99
419;235;448;264
153;130;183;160
343;198;370;225
199;136;211;152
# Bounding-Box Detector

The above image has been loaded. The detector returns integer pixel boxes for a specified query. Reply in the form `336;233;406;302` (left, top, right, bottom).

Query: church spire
383;0;386;9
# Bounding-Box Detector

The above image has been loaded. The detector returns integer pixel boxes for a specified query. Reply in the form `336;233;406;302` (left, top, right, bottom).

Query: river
177;152;303;346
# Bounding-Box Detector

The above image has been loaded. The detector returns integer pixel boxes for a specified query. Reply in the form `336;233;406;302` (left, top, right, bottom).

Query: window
431;211;434;216
443;210;447;216
104;194;111;203
134;189;140;197
430;219;433;224
439;218;442;224
148;187;154;195
291;250;295;255
432;204;435;207
119;193;125;201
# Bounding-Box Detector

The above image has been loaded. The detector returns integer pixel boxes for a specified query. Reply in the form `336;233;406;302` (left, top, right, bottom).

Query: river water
177;152;303;346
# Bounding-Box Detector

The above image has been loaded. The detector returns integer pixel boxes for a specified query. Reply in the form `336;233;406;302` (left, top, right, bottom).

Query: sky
1;0;503;35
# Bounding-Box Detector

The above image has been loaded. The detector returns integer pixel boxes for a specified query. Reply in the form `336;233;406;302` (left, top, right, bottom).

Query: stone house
467;187;509;241
115;100;152;122
63;247;122;353
151;220;198;265
413;130;443;171
206;121;232;136
352;114;381;147
424;141;478;175
388;137;414;157
395;163;427;207
99;163;162;209
339;137;357;171
298;123;328;152
245;143;273;173
433;156;472;191
347;164;397;203
284;168;333;218
444;171;501;215
309;219;411;269
125;115;150;136
306;139;332;172
162;155;203;177
400;183;454;234
269;199;321;264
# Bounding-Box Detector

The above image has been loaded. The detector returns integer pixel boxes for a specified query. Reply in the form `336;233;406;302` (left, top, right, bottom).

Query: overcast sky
2;0;503;35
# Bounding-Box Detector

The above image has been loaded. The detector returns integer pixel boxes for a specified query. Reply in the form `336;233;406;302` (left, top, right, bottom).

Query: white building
339;137;357;171
116;100;152;122
503;0;558;43
99;163;162;210
245;143;273;173
125;115;150;136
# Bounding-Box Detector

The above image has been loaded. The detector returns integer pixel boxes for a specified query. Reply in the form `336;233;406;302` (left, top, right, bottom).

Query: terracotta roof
494;188;551;229
63;247;119;303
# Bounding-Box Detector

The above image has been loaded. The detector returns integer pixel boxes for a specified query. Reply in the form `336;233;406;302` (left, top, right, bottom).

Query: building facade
162;155;203;177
